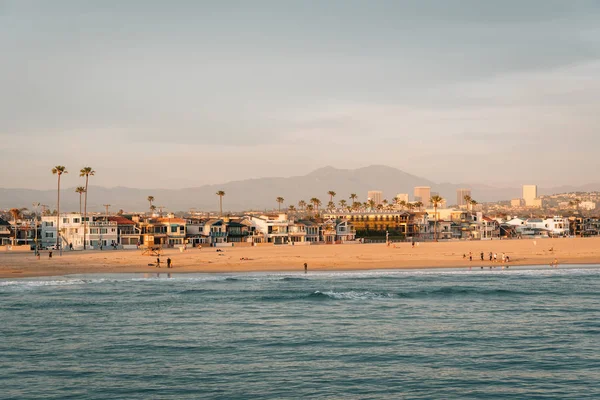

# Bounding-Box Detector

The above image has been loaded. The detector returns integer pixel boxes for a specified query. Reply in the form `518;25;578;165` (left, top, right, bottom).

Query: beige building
367;190;383;206
523;185;538;207
456;188;471;206
511;198;525;208
414;186;431;207
395;193;409;203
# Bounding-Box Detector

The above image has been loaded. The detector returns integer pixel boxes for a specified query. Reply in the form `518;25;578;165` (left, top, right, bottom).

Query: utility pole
103;204;111;221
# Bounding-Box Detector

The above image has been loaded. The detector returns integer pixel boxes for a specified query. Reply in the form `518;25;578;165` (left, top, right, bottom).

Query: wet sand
1;237;599;278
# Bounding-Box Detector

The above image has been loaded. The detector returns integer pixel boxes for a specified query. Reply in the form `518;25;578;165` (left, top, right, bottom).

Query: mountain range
1;165;598;213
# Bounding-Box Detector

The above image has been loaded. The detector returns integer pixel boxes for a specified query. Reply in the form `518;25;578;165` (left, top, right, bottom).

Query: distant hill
1;165;599;212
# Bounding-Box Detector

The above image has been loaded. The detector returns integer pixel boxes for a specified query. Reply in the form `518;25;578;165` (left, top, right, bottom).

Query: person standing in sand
156;257;161;268
167;258;172;269
304;263;308;273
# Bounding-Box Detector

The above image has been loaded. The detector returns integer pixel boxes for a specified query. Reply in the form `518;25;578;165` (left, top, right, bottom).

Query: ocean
1;266;599;399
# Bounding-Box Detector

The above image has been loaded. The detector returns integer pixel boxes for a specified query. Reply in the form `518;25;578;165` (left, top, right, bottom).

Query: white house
527;216;570;236
41;213;118;250
247;214;289;244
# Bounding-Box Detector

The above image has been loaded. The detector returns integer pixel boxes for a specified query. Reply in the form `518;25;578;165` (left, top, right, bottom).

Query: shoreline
2;237;600;279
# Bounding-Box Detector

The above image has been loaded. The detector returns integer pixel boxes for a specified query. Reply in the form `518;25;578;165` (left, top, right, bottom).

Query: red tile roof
107;216;136;225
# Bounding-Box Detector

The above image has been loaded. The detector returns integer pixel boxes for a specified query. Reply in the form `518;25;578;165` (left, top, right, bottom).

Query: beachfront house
107;216;140;249
247;214;289;244
0;218;12;245
41;213;119;250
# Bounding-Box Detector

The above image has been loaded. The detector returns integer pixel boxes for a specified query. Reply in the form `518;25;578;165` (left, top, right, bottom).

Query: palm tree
9;207;27;245
470;199;478;211
310;197;322;213
288;205;296;213
216;191;225;216
298;200;306;212
79;167;95;250
52;166;68;249
147;196;155;210
150;205;157;214
349;193;358;204
367;199;375;210
414;201;423;210
75;186;86;216
328;191;337;203
430;195;444;242
399;200;407;210
463;194;472;211
339;199;347;209
276;196;284;212
327;201;335;211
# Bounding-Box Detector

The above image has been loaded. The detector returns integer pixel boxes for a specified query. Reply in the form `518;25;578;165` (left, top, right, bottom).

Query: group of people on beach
464;251;511;264
155;256;173;268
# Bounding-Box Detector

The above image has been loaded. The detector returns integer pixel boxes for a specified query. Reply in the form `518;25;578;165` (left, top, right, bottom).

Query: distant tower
522;185;538;207
414;186;431;207
457;188;471;206
367;191;383;205
395;193;409;203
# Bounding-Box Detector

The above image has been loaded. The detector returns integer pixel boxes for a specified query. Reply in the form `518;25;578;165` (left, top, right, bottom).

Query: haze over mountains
2;166;599;213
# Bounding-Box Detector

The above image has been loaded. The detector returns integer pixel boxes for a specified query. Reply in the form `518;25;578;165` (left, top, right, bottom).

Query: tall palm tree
298;200;306;212
349;193;358;204
147;196;155;210
216;191;225;216
399;200;407;210
414;201;423;210
430;195;444;242
368;199;376;210
306;204;314;215
470;199;478;212
328;191;336;203
150;205;157;214
79;167;95;250
339;199;347;209
276;196;284;212
9;207;27;245
288;205;296;213
52;165;68;249
463;194;472;211
75;186;86;216
310;197;322;213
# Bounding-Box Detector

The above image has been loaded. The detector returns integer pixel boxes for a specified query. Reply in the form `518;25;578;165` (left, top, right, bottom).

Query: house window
45;233;53;238
171;226;177;233
63;218;68;223
73;218;80;223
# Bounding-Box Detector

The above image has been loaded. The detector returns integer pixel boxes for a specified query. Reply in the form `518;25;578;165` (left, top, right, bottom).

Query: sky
1;0;599;190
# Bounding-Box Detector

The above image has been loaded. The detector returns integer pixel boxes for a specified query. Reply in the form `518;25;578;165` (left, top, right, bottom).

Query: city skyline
2;1;600;190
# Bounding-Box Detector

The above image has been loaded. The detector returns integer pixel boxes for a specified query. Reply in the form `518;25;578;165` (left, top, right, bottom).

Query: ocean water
1;266;599;399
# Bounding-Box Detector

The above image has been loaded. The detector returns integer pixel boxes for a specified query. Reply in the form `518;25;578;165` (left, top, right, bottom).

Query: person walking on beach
480;252;484;261
469;252;472;261
489;252;493;261
304;263;308;274
493;253;497;262
167;258;172;269
156;257;161;268
49;250;53;259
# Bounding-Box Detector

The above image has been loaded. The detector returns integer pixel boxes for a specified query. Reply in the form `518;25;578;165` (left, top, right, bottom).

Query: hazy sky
1;0;599;190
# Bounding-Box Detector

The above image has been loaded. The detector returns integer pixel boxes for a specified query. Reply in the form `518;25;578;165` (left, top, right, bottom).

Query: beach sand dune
1;237;599;278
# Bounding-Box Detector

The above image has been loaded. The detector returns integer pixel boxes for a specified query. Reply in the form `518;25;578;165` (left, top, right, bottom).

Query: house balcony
210;232;228;237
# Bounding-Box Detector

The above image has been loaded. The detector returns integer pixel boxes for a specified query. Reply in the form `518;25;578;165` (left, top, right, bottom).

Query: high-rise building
367;190;383;205
395;193;409;203
414;186;431;207
523;185;538;207
457;188;471;206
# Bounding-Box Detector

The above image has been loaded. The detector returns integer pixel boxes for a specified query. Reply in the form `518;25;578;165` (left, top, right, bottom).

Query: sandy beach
1;237;600;278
